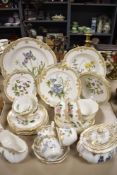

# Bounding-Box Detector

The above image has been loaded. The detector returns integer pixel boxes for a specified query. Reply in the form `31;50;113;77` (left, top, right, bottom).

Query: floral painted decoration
16;50;45;77
46;77;71;99
12;79;31;96
86;77;104;95
71;58;96;73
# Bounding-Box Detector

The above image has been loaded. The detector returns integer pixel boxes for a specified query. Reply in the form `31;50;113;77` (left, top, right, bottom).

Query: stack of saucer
7;95;49;135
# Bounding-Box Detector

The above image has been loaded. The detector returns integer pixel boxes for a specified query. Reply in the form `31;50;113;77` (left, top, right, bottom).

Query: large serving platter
63;46;106;76
79;72;111;104
7;104;49;135
38;64;81;107
1;37;57;78
4;72;36;102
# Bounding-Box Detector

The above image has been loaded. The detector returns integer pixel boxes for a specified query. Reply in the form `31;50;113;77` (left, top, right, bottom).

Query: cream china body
4;72;36;102
33;137;63;161
79;72;111;104
12;95;38;115
32;141;69;164
38;64;81;107
63;46;106;76
77;123;117;163
78;98;99;120
7;104;48;135
0;130;28;163
1;37;57;78
56;126;78;146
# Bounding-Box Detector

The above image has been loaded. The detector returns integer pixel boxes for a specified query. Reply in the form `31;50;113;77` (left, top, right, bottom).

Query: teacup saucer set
0;37;116;164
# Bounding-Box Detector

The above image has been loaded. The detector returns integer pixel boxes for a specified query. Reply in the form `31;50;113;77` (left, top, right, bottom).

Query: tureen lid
79;123;117;153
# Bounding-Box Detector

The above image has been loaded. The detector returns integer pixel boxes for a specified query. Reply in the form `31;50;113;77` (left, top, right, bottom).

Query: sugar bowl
77;123;117;163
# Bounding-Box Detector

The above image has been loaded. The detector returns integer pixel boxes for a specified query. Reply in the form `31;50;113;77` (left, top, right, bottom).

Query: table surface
0;80;117;175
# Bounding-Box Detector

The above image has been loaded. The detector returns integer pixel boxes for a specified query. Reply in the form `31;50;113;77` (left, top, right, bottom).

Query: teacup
57;126;78;146
12;95;38;116
78;98;99;121
33;136;63;161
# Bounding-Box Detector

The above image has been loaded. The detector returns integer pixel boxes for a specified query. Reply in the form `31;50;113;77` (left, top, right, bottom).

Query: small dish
79;72;111;104
4;72;36;102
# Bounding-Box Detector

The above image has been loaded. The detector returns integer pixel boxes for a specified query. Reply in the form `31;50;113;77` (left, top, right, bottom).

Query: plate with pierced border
79;72;111;104
37;64;81;107
4;72;36;102
1;37;57;79
63;46;106;76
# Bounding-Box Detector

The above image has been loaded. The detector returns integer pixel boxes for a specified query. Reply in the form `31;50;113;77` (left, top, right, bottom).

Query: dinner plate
63;46;106;76
38;64;81;107
4;72;36;102
7;104;49;135
1;37;57;78
79;72;111;104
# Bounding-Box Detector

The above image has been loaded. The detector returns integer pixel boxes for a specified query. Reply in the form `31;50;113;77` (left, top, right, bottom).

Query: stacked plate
7;95;49;135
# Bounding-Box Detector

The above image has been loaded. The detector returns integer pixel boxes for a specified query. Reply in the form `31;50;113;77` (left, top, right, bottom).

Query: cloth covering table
0;80;117;175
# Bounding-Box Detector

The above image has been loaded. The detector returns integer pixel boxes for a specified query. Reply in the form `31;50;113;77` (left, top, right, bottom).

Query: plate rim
1;37;57;78
79;72;111;105
4;71;36;102
37;63;81;107
63;46;106;76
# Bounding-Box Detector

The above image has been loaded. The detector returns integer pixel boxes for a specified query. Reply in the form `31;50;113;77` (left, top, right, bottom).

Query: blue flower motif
52;84;63;94
50;78;56;83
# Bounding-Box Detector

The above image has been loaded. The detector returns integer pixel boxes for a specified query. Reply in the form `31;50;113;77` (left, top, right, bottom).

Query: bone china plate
79;72;111;104
1;37;57;78
63;47;106;76
4;72;36;102
37;64;81;107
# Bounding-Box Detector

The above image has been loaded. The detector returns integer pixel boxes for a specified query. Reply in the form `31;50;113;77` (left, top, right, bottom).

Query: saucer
32;145;70;164
7;104;49;135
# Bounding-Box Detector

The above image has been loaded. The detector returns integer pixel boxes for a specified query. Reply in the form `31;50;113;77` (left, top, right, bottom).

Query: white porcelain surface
78;98;99;120
1;37;56;78
77;142;117;164
80;72;111;104
57;126;77;146
12;95;38;115
77;123;117;163
64;46;106;76
38;64;81;107
7;104;48;134
4;72;36;102
54;100;68;123
0;130;28;163
37;137;63;161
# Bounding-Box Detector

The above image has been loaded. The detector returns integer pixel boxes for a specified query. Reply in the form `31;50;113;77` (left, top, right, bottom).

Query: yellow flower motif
85;61;95;70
